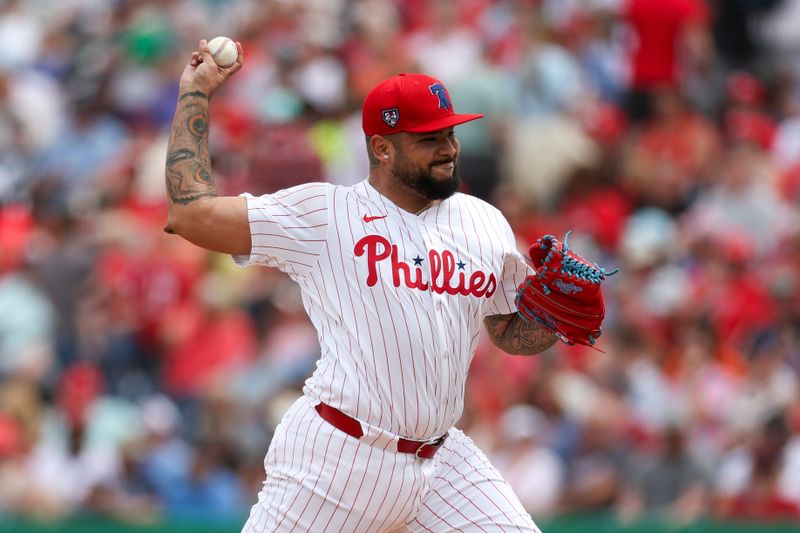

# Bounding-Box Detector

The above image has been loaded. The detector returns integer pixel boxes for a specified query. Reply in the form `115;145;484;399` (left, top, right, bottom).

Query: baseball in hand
207;36;237;67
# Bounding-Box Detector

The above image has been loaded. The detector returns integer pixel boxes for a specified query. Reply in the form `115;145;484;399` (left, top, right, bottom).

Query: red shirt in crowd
626;0;709;89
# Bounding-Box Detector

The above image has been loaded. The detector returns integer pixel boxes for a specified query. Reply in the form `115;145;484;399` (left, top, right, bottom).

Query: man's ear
370;135;394;162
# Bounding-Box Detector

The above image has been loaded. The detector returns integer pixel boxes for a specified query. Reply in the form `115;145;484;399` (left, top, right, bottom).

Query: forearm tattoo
484;313;557;355
165;91;217;205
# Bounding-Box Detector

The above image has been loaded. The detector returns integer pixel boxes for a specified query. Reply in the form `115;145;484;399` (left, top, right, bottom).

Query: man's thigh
242;397;425;533
403;429;542;533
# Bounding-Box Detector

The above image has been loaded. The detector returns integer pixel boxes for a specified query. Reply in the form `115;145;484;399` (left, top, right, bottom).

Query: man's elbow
163;210;177;234
163;205;198;238
163;210;185;237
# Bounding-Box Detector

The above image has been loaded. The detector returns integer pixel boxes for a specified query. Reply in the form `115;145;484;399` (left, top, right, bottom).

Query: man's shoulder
247;182;343;203
449;193;517;245
452;192;507;220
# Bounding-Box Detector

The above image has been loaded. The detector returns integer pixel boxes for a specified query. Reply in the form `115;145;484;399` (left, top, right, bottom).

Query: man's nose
438;137;457;157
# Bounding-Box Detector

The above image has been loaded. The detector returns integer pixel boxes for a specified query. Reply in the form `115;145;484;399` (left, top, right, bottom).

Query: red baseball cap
362;73;484;136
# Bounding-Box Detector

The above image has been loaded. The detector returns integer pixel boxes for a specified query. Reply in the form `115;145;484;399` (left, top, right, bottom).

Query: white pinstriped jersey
234;179;531;440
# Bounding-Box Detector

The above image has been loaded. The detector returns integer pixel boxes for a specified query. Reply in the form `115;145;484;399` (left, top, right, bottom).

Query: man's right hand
179;39;244;98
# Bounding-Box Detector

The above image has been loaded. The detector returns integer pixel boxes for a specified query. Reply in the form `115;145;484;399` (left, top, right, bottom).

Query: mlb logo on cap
362;73;484;136
382;108;400;128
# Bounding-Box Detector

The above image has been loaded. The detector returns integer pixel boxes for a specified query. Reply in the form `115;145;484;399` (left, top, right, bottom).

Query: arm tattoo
165;91;217;205
484;313;557;355
179;91;209;101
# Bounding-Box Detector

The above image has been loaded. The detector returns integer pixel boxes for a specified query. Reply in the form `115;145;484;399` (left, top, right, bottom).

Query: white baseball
207;36;237;68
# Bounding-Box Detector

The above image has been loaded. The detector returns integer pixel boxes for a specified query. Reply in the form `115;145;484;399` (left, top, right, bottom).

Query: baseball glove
515;232;617;348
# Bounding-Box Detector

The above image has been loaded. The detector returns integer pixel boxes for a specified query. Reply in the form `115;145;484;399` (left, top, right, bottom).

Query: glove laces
559;231;619;283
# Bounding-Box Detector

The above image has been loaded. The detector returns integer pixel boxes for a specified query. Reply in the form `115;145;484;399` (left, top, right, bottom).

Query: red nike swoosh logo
363;214;387;223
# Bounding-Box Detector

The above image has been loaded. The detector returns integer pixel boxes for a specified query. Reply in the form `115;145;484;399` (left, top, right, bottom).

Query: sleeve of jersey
232;183;331;279
483;214;533;317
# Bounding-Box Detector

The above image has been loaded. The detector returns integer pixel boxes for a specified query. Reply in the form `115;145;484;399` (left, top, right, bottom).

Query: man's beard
392;152;461;201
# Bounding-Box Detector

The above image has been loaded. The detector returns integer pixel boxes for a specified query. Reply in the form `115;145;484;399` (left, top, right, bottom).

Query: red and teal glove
515;232;617;348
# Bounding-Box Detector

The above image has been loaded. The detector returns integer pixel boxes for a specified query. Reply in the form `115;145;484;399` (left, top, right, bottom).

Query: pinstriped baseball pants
242;396;540;532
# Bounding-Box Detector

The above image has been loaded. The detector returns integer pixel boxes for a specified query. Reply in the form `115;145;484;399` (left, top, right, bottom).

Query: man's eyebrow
412;129;454;139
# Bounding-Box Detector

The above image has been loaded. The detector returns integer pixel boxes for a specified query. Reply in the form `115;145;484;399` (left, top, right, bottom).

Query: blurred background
1;0;800;531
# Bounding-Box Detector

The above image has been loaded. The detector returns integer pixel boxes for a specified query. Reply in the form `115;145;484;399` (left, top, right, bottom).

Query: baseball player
165;40;610;532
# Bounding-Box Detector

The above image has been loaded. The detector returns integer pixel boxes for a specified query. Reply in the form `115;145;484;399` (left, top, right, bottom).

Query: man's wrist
178;90;209;101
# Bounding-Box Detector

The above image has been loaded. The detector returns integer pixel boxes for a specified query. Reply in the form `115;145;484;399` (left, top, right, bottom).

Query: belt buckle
414;435;445;458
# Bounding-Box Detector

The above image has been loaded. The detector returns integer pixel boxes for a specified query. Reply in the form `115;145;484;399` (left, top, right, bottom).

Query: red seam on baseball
212;38;235;67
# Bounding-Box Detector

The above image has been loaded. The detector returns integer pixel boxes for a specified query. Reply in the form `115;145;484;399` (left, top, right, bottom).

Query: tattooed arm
483;313;557;355
164;39;250;255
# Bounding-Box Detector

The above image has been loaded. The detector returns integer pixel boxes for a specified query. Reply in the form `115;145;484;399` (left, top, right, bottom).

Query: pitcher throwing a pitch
165;39;613;532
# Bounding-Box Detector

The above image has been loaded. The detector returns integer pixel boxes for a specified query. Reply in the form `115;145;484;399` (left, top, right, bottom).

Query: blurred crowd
1;0;800;527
